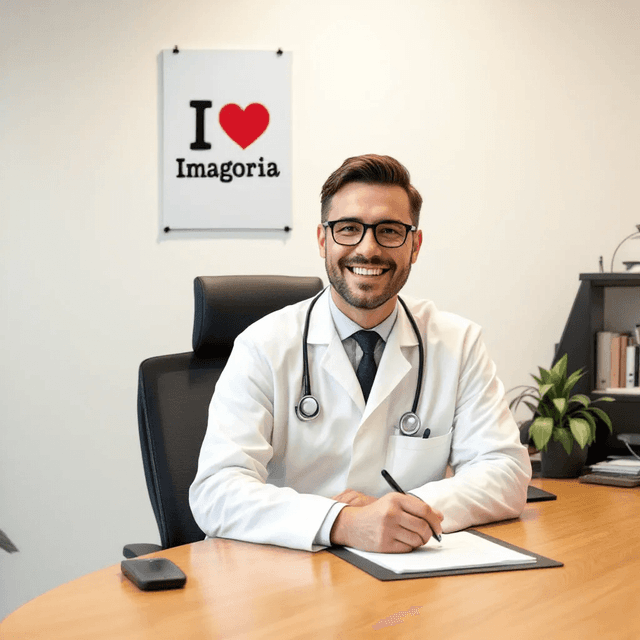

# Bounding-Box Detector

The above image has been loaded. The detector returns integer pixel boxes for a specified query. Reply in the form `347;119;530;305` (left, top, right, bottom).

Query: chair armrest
122;543;163;558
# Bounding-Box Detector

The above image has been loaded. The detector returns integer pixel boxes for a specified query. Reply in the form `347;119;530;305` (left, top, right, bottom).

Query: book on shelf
619;335;628;387
596;331;616;390
610;334;622;388
596;331;638;391
626;344;640;388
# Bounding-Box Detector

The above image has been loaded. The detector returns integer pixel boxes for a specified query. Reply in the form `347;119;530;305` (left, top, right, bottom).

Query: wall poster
161;49;292;232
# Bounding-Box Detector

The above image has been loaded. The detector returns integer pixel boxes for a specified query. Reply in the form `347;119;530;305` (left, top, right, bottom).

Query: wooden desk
2;479;639;640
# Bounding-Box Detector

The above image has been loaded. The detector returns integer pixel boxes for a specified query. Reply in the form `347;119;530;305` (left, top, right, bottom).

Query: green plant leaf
569;418;591;449
554;427;574;456
552;354;568;379
538;383;553;399
509;391;539;412
540;405;553;418
569;394;591;408
537;368;551;385
553;398;567;417
535;396;553;417
523;400;541;415
576;410;597;442
590;407;614;433
547;368;563;392
529;417;554;451
593;396;615;403
563;369;585;396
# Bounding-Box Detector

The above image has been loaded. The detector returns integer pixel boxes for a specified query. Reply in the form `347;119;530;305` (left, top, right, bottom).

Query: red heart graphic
219;103;270;149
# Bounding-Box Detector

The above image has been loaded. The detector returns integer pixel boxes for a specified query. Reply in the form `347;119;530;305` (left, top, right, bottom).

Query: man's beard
324;254;412;310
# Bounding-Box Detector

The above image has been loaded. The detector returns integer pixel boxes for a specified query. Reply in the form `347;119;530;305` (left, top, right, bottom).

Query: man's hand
329;493;444;553
331;489;378;507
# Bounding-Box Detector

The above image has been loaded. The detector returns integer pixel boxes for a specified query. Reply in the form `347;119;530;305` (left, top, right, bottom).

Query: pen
380;469;442;542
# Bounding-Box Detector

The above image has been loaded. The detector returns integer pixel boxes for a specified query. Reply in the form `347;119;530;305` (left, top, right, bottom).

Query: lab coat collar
364;306;417;420
306;288;418;348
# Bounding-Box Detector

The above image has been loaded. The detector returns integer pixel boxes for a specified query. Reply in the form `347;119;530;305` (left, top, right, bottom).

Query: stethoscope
295;290;426;436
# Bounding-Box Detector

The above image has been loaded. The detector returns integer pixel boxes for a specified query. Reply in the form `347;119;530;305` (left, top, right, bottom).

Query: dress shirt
330;296;398;370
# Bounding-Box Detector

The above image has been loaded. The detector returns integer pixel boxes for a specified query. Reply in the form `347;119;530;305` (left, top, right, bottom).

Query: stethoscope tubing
300;289;325;396
397;296;424;415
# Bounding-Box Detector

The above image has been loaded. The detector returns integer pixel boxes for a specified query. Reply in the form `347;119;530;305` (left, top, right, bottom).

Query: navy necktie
352;330;381;402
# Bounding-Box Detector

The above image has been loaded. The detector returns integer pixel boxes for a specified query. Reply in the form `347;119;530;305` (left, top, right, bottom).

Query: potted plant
509;354;614;478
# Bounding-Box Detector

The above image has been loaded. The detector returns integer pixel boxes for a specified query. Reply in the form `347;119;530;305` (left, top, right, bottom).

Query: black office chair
123;275;324;558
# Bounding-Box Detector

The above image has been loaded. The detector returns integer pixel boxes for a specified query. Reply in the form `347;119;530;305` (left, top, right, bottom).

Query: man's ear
411;230;423;264
317;223;326;258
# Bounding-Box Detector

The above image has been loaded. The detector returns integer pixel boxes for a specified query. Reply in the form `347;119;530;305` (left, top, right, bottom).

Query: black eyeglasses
323;219;417;248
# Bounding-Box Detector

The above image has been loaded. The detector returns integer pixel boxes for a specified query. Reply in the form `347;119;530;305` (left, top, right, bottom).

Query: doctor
190;154;531;554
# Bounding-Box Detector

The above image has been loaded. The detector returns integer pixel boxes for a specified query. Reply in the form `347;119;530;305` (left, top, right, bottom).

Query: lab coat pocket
385;428;453;491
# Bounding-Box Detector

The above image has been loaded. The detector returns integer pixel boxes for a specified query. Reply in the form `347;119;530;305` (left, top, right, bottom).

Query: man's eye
335;224;361;234
378;225;403;236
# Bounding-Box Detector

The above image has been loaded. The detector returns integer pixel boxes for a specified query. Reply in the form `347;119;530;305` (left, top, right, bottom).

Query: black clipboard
328;530;563;581
527;485;557;502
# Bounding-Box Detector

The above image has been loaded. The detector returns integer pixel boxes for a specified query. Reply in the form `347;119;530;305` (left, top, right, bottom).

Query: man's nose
357;227;382;255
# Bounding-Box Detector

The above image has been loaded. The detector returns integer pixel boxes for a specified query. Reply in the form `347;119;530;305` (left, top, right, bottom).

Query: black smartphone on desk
121;557;187;591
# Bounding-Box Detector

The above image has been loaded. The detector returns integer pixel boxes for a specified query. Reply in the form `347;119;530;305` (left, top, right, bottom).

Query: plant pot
540;439;589;478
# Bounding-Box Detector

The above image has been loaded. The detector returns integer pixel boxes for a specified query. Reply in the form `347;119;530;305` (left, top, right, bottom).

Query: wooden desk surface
2;479;639;640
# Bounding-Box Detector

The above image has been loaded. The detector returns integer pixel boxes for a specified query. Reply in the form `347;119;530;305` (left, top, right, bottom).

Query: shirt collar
328;291;398;342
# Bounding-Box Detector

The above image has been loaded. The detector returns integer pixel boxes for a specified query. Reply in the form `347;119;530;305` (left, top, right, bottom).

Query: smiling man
190;154;531;554
318;182;419;327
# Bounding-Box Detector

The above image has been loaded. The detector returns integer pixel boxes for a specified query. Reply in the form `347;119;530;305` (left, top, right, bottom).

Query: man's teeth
351;267;384;276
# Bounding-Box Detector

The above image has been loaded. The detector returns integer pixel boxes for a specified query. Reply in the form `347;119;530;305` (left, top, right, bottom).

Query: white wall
2;0;639;619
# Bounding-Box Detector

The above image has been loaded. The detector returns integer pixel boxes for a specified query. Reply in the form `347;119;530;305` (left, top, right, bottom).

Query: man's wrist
329;505;355;546
315;502;347;547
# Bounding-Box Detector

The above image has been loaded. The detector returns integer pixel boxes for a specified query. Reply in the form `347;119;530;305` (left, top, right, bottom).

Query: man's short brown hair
320;154;422;226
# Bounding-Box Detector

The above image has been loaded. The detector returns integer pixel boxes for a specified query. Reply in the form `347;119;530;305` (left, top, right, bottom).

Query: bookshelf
554;273;640;461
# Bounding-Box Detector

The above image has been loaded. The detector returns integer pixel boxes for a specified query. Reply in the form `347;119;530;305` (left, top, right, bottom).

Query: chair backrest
137;275;324;549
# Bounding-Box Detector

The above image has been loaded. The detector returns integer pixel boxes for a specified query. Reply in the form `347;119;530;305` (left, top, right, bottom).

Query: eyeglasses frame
322;219;417;248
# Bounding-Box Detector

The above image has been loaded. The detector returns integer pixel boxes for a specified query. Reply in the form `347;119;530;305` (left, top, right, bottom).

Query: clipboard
328;530;563;581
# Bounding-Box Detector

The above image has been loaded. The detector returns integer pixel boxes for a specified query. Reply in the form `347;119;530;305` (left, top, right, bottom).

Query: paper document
346;532;536;574
590;458;640;475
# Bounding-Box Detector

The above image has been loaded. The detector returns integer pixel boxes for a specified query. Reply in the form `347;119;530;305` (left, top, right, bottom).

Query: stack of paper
588;458;640;477
346;531;536;574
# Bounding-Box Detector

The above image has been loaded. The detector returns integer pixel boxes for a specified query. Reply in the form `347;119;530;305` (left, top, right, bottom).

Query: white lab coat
189;289;531;551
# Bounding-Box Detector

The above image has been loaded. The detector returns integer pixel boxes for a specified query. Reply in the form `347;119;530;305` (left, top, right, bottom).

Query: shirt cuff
314;502;347;547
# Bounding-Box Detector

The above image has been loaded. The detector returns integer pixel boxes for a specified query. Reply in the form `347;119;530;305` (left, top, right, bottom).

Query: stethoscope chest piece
295;395;320;421
398;411;421;436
